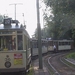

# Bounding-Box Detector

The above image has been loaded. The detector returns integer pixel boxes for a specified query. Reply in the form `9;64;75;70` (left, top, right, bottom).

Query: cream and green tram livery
0;18;31;74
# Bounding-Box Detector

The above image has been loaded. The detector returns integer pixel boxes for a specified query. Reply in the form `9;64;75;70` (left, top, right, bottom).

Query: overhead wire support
9;3;23;20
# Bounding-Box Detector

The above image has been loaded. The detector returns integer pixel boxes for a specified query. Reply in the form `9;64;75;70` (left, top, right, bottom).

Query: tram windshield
0;34;23;51
0;36;15;51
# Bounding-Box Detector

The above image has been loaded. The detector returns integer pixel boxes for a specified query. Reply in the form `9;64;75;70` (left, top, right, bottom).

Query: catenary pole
9;3;22;20
36;0;43;69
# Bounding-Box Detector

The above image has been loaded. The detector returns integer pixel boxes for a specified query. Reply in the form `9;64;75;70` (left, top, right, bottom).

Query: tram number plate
14;54;23;65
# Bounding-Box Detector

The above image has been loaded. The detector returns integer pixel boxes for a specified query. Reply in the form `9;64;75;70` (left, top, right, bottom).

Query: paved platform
33;59;50;75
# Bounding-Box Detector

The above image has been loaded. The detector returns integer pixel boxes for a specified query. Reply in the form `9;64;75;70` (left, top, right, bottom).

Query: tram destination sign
3;18;11;26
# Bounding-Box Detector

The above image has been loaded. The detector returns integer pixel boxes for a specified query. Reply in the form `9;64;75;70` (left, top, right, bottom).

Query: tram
0;18;31;74
48;40;74;52
31;38;48;57
31;38;74;57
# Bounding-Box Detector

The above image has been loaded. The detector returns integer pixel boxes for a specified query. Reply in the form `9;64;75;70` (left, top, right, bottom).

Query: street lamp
36;0;43;69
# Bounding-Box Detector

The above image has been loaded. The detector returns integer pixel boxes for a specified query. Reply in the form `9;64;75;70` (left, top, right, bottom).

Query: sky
0;0;45;37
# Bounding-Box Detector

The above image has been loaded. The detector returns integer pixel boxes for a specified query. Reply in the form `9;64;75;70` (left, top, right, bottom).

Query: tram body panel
58;45;71;50
0;51;27;72
32;48;38;56
32;47;48;56
48;46;53;51
27;48;31;64
42;46;48;53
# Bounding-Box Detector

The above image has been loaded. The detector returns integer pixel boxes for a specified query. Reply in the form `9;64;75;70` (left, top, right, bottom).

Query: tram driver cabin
0;18;31;73
0;18;23;51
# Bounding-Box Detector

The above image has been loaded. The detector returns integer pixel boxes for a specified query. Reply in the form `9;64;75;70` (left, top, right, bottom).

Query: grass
63;52;75;69
27;64;34;75
65;52;75;60
62;57;75;69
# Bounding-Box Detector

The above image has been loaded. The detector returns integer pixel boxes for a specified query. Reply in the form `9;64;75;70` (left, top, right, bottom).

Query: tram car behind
0;18;31;74
31;38;48;57
48;40;74;52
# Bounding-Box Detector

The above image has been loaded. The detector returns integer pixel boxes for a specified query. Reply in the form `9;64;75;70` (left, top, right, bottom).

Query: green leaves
42;0;75;39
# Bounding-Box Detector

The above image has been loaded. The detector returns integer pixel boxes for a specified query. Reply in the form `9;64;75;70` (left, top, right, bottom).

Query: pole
36;0;43;69
9;3;22;20
15;4;16;20
22;13;25;25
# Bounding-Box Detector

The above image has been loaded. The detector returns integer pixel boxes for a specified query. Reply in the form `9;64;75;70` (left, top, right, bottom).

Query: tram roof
0;23;24;30
0;23;30;38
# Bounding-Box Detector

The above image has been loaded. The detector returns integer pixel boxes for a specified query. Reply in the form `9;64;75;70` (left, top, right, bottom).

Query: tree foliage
0;15;4;23
0;14;9;23
42;0;75;39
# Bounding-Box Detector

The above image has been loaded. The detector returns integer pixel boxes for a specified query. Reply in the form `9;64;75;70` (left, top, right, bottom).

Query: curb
65;58;75;65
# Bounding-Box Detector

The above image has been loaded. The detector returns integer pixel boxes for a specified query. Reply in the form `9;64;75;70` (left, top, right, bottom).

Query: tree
0;14;9;24
0;15;4;23
43;0;75;39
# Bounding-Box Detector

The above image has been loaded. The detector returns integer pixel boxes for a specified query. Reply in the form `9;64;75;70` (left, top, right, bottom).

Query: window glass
59;42;62;45
17;31;22;33
68;42;71;45
32;40;38;48
0;36;16;51
17;35;23;50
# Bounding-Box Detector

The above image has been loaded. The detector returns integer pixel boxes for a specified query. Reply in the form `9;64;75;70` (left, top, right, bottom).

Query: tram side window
17;35;23;50
28;39;30;48
59;42;62;45
0;36;16;51
48;41;53;46
33;42;38;48
68;42;71;45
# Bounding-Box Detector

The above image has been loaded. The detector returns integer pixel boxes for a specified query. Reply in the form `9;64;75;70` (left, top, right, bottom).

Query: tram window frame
27;38;30;48
59;42;62;45
32;41;38;48
68;42;71;45
17;31;22;33
17;35;23;50
48;41;53;46
62;42;64;45
0;35;16;51
65;42;68;45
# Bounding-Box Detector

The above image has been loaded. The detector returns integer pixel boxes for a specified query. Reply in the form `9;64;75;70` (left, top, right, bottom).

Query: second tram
31;39;74;57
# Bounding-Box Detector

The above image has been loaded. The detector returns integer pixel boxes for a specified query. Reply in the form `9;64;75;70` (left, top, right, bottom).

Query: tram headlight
5;61;11;68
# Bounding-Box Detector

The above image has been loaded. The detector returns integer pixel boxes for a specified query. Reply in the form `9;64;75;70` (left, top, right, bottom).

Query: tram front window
0;36;16;51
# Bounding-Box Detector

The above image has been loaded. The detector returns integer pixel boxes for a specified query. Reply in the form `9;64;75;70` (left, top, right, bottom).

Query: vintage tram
48;40;74;52
31;38;48;57
31;38;74;57
0;18;31;74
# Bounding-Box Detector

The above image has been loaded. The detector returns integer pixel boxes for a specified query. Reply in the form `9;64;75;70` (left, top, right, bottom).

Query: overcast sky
0;0;45;37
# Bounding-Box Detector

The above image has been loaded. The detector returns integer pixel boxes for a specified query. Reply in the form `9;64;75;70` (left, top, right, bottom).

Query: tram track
43;53;58;75
44;52;75;75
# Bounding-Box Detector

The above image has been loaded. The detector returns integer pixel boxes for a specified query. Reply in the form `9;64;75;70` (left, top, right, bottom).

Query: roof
0;23;30;38
0;23;23;30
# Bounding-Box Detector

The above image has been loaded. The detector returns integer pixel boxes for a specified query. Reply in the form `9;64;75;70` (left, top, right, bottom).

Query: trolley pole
9;3;22;20
36;0;43;69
